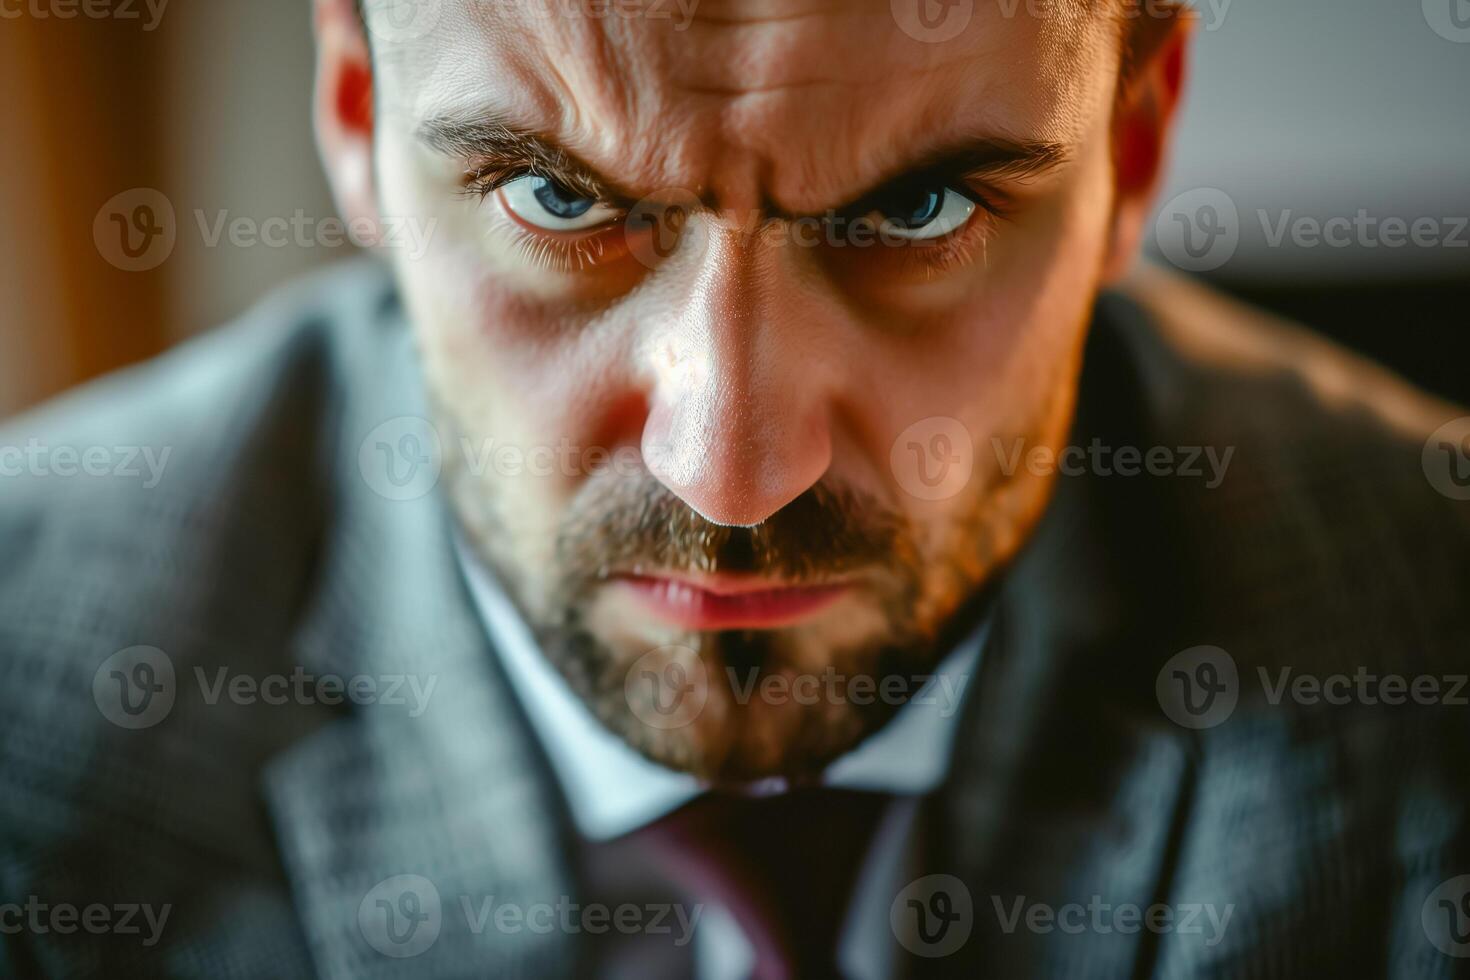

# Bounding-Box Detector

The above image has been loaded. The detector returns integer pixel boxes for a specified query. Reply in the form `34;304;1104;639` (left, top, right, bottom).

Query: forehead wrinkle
388;0;1113;212
661;7;901;95
705;44;1094;215
686;0;847;25
399;7;696;192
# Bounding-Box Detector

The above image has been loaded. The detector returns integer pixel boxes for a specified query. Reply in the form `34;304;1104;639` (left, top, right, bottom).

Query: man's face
354;0;1136;782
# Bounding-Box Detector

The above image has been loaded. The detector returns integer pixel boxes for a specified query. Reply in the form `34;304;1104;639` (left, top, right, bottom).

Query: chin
546;583;935;782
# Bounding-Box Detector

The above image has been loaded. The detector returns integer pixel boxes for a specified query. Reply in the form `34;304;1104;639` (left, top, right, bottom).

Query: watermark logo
1258;666;1467;708
95;650;437;724
359;416;444;501
1155;188;1239;273
891;417;974;501
97;191;436;269
94;188;176;272
626;645;709;730
356;881;703;957
193;210;437;260
1156;200;1468;269
727;667;971;718
992;895;1233;945
361;0;441;44
0;440;171;487
0;896;171;946
991;437;1233;488
626;188;708;269
1423;875;1470;956
0;0;170;31
1156;645;1238;729
93;646;176;729
891;874;973;957
1423;417;1470;501
1424;0;1470;42
193;666;439;716
1256;209;1467;251
360;875;443;958
891;0;973;43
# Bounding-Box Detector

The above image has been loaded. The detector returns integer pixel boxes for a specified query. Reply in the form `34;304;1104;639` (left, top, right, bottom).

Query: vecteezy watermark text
0;896;171;947
1157;645;1470;730
359;415;656;501
992;895;1234;947
1156;188;1470;273
625;646;971;731
992;437;1235;489
194;666;439;718
0;440;170;488
92;646;439;729
357;875;703;959
0;0;168;30
194;210;437;260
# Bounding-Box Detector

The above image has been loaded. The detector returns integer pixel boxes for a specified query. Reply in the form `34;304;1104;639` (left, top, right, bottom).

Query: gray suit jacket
2;259;1467;978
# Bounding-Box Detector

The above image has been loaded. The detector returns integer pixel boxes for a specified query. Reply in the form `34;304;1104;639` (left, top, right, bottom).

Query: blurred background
1;0;1467;419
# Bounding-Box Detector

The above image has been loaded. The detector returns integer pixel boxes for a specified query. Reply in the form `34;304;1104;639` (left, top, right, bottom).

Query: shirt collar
456;538;987;841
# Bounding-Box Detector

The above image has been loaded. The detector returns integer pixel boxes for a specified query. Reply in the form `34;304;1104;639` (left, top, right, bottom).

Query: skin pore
315;0;1187;783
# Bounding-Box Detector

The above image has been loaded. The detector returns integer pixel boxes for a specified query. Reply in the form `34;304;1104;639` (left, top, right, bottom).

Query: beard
449;449;973;783
545;474;934;783
429;374;1059;785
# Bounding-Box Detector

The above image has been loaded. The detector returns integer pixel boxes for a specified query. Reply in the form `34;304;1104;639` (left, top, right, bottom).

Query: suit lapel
921;300;1201;978
262;301;578;979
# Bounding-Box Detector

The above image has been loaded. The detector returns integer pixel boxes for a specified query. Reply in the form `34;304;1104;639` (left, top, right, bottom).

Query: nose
640;225;832;527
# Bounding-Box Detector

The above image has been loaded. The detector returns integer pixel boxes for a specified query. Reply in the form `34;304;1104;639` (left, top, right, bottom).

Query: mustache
554;474;914;590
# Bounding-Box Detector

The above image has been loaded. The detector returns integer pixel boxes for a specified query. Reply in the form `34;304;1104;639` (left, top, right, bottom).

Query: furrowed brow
779;136;1073;220
415;116;613;199
930;137;1072;185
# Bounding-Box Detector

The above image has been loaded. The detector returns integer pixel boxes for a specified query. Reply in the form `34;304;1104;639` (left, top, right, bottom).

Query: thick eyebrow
418;114;1070;214
915;137;1071;187
416;116;619;200
799;137;1072;219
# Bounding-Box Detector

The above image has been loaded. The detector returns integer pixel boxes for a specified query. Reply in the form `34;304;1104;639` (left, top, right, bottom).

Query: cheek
375;145;616;436
847;145;1116;590
854;153;1113;466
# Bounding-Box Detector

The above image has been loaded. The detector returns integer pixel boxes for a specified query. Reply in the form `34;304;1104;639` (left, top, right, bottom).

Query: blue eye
532;179;594;220
872;185;977;241
500;175;619;231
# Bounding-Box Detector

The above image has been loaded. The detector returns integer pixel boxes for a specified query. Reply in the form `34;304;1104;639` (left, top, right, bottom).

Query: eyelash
459;161;601;203
893;187;1007;278
460;164;1009;276
458;165;621;272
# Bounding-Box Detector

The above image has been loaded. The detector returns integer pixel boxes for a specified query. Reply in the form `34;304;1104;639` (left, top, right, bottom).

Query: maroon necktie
627;786;893;980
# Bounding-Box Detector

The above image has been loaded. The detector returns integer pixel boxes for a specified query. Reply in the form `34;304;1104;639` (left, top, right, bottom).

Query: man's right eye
498;175;620;232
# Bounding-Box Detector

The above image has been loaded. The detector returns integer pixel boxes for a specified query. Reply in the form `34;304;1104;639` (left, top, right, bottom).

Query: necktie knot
632;786;893;980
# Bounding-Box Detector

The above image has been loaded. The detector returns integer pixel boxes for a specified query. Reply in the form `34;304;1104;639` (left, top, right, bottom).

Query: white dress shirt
456;540;987;980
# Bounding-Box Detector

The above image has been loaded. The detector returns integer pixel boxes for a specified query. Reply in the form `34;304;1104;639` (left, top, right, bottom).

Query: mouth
611;571;852;630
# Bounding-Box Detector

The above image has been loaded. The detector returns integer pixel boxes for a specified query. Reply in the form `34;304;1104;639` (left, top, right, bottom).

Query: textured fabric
627;788;893;979
1;258;1468;978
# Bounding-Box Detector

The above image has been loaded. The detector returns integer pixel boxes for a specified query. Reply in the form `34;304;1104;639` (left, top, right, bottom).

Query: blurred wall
0;0;339;419
1153;0;1470;282
2;0;1467;420
1147;0;1470;403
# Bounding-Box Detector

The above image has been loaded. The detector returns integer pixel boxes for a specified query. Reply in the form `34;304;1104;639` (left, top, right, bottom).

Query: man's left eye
869;185;977;241
499;175;620;232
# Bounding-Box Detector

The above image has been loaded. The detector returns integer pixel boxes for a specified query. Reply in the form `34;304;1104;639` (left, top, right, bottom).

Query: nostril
589;391;650;467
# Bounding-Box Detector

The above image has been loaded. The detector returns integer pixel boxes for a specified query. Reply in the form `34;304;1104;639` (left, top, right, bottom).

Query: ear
1100;18;1192;284
313;0;380;245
